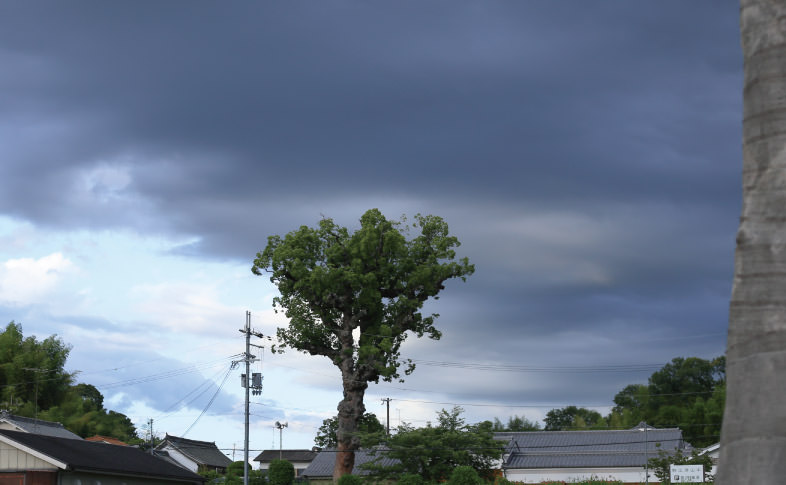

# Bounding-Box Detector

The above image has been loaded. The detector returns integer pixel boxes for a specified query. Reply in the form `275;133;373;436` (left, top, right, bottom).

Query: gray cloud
0;0;739;423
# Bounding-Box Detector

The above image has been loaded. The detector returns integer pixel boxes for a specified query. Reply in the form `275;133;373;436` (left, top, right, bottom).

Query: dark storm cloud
1;1;741;414
0;2;739;228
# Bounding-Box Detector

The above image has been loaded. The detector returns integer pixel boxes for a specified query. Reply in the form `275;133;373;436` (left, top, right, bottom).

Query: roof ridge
164;434;216;446
0;413;65;428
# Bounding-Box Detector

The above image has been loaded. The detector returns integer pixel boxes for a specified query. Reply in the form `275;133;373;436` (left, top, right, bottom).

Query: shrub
448;466;482;485
398;473;427;485
337;474;363;485
268;459;295;485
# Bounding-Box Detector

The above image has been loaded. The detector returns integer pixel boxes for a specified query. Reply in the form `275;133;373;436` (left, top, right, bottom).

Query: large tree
717;1;786;483
252;209;473;478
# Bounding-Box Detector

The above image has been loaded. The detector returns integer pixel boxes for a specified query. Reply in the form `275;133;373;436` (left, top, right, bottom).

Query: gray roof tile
0;429;203;483
497;424;687;470
254;449;318;463
157;434;233;468
302;449;399;478
0;412;83;440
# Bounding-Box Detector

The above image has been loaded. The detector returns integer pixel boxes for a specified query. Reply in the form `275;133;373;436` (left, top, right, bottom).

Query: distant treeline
1;322;139;443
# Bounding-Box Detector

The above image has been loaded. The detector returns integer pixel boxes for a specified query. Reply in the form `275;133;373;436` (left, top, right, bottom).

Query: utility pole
275;421;288;459
381;398;391;437
22;368;45;432
148;418;154;455
237;311;265;485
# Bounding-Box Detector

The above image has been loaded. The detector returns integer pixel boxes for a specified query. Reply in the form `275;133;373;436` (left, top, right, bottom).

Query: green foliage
221;461;264;485
0;322;138;442
447;466;482;485
605;356;725;447
315;412;386;448
268;459;295;485
0;322;74;410
491;415;541;432
38;386;138;441
647;448;714;484
544;406;604;431
337;474;363;485
227;461;246;477
362;407;502;482
252;209;474;382
397;473;428;485
198;469;221;483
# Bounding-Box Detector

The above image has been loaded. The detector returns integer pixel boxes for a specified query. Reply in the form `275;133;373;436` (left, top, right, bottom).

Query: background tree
0;322;74;412
253;209;473;478
717;1;786;483
314;412;385;448
491;415;541;432
544;406;604;430
607;356;725;447
361;407;502;482
0;322;138;442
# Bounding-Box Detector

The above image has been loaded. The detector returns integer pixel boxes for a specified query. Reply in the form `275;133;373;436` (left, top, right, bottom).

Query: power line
181;364;234;437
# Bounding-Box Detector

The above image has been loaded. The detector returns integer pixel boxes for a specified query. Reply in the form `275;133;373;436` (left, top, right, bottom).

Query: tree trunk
333;373;368;480
717;1;786;483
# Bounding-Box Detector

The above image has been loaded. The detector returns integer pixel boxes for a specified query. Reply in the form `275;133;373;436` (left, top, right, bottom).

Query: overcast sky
0;1;740;457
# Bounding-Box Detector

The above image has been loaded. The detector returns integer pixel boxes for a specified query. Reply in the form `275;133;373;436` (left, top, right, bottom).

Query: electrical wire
182;364;234;437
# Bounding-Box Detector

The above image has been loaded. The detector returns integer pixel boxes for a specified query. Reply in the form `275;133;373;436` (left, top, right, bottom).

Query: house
496;423;690;484
699;442;720;476
301;448;399;484
155;434;232;474
253;449;317;477
85;435;128;446
0;428;204;485
0;411;82;440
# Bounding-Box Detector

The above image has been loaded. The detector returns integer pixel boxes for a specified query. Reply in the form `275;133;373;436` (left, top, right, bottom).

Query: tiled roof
301;449;399;478
0;429;203;483
506;452;665;469
497;424;687;469
254;449;318;463
0;412;82;440
157;434;233;468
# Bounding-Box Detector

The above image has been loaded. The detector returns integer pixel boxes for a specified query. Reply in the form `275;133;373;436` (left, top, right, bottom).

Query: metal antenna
275;421;288;459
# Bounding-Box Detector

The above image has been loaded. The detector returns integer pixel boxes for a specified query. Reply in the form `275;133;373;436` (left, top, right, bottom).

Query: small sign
670;464;704;483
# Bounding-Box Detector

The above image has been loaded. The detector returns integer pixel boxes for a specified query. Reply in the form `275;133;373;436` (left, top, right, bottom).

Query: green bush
268;459;295;485
397;473;427;485
337;474;363;485
448;466;482;485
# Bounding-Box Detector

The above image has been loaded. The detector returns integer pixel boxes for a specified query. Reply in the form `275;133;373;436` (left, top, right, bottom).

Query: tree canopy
607;356;725;447
253;209;473;477
541;356;725;447
491;415;541;432
314;412;385;449
0;322;138;442
544;406;605;431
361;407;502;482
0;321;74;412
